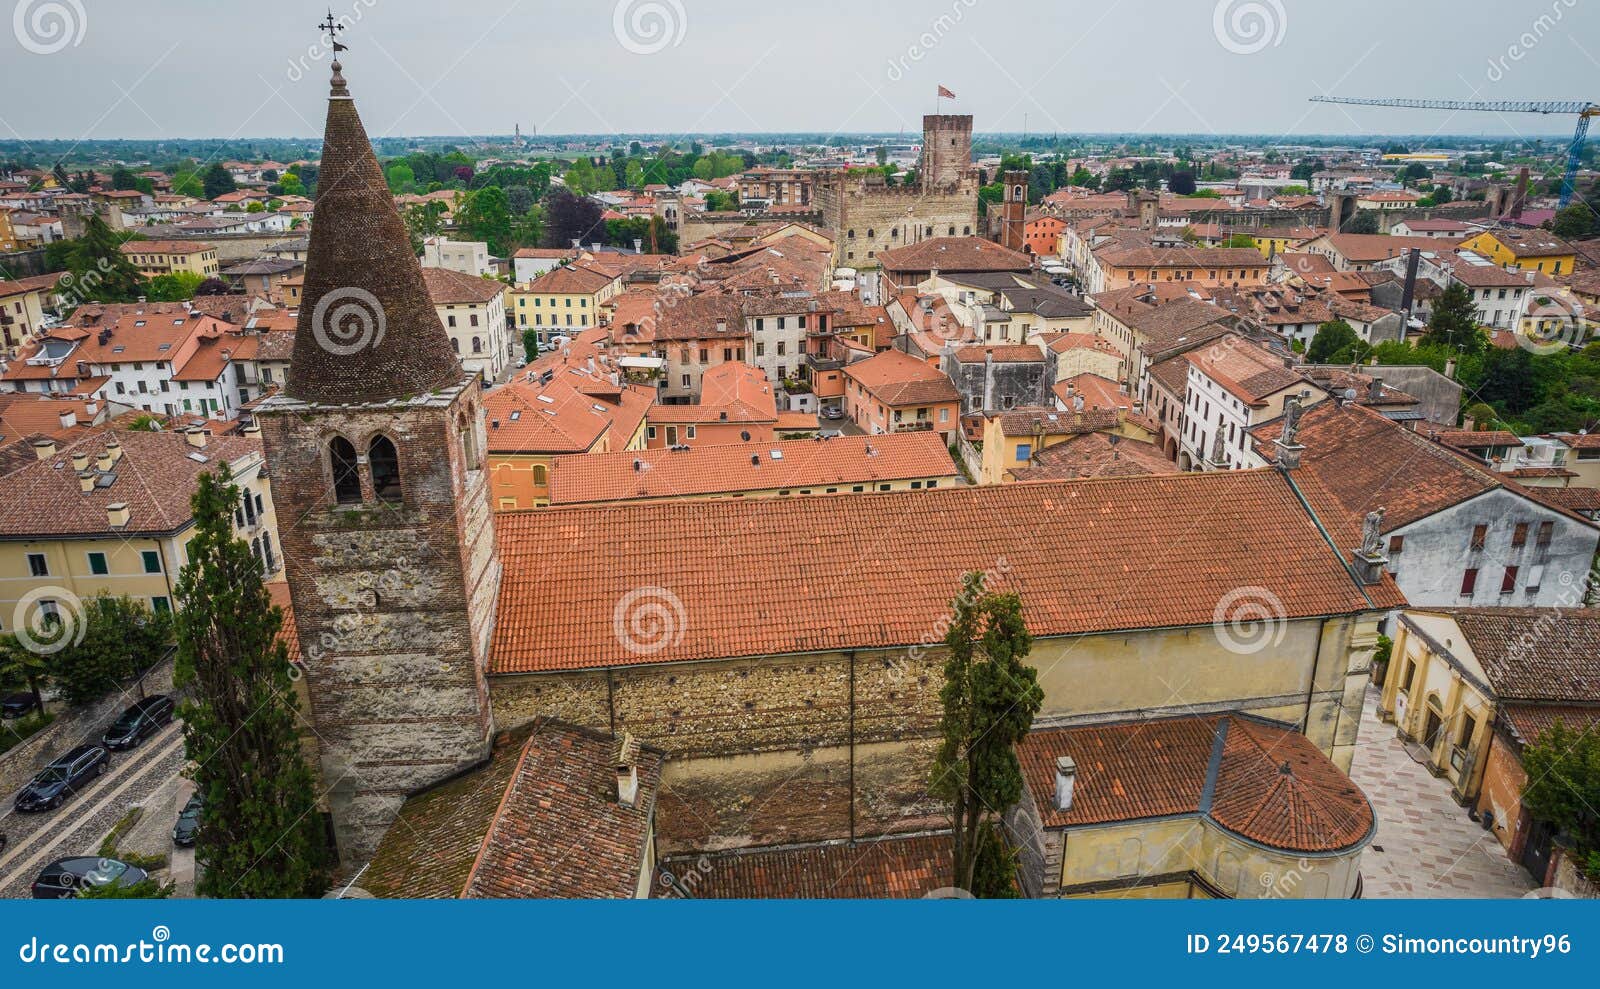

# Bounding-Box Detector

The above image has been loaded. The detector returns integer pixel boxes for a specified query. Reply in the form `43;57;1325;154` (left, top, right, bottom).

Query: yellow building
508;263;620;343
0;428;279;630
1460;229;1577;277
978;405;1150;485
0;273;62;349
1249;226;1320;259
119;240;221;278
0;208;18;252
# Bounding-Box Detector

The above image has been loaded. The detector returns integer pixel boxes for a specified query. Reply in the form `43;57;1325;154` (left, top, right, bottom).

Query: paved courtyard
1348;685;1535;898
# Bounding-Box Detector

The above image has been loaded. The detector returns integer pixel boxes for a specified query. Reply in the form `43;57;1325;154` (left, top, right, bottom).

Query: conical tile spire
284;57;462;404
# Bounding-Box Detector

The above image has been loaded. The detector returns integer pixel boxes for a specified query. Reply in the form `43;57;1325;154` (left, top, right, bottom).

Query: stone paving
1349;684;1535;898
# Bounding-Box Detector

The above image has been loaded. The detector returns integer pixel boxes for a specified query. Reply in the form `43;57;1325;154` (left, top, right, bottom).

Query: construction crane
1308;96;1598;208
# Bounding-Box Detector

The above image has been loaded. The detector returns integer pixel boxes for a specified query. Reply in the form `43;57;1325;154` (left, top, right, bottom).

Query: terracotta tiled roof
1017;715;1374;854
1484;228;1575;258
462;721;661;898
1430;607;1600;702
877;237;1031;274
484;360;653;455
1500;703;1600;748
550;431;955;505
1253;401;1499;533
1184;335;1309;405
1532;486;1600;514
1319;234;1443;264
491;469;1396;673
842;349;958;407
995;405;1118;438
421;266;505;304
654;832;954;898
0;430;260;538
952;344;1045;364
1009;432;1178;482
1123;299;1235;360
522;264;615;295
1433;429;1522;450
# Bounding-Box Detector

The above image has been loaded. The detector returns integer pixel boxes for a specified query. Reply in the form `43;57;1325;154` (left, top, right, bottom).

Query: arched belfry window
458;411;480;472
368;435;402;503
329;436;362;504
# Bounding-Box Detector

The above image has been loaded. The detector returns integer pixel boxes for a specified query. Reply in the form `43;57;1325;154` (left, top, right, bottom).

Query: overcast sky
2;0;1596;141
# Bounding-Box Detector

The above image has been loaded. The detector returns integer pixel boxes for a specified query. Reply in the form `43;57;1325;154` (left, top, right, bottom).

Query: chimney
185;426;207;449
106;502;130;528
1367;376;1383;402
70;451;90;472
1444;357;1457;380
1054;755;1077;811
78;470;96;493
96;448;115;472
633;238;643;253
591;241;601;253
614;732;641;808
31;438;56;460
59;411;78;430
242;420;261;437
105;438;122;463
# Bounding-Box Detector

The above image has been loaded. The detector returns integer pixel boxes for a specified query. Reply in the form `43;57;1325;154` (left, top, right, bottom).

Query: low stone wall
0;659;174;797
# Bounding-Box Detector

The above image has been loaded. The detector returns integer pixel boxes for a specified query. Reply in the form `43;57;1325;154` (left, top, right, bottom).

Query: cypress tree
174;466;329;898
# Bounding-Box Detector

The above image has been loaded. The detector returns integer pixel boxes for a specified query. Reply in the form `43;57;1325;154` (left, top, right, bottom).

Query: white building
422;237;493;277
421;267;511;384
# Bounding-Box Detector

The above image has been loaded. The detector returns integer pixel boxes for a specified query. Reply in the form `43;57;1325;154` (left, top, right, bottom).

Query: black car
14;744;110;812
102;695;175;750
173;795;203;847
31;857;149;899
1;692;40;719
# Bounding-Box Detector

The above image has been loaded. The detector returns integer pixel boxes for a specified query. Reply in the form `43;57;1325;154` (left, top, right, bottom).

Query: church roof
285;60;463;405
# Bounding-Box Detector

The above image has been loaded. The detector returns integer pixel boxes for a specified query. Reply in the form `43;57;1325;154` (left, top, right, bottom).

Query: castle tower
255;54;501;862
998;169;1028;251
921;114;973;194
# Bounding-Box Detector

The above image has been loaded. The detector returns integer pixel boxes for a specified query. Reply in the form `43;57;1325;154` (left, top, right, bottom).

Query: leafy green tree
276;171;306;197
1474;346;1539;415
703;190;738;212
1423;282;1486;355
1306;319;1363;364
1463;401;1500;428
1220;233;1257;248
456;186;513;256
1168;171;1196;195
1551;203;1597;240
1522;720;1600;876
522;328;540;362
77;878;174;899
144;271;205;302
402;200;449;255
971;821;1020;898
0;634;51;712
930;571;1042;894
174;467;329;899
171;169;204;199
1344;210;1380;234
63;214;146;304
111;166;139;191
245;201;265;213
201;163;236;200
385;162;416;193
52;595;172;707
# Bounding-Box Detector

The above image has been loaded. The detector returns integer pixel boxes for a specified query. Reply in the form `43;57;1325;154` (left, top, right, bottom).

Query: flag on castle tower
937;85;956;99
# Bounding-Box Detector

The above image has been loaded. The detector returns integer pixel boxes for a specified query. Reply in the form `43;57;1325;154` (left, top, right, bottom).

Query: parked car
31;857;148;899
14;744;110;812
1;691;40;719
173;795;203;847
102;694;175;751
821;406;845;420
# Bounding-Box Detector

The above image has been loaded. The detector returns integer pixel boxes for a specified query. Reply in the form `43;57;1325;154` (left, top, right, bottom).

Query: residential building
0;428;279;630
511;246;574;284
119;240;221;278
841;347;960;437
422;266;510;384
0;273;62;348
643;361;776;448
421;236;493;277
1460;229;1577;277
1252;400;1600;608
1180;334;1323;471
508;264;620;343
1094;247;1268;292
943;343;1050;416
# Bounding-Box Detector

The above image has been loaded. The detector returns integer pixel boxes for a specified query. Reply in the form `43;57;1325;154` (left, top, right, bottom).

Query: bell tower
255;42;501;863
998;169;1028;252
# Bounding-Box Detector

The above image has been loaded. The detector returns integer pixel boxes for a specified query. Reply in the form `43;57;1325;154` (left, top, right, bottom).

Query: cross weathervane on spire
318;10;348;53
